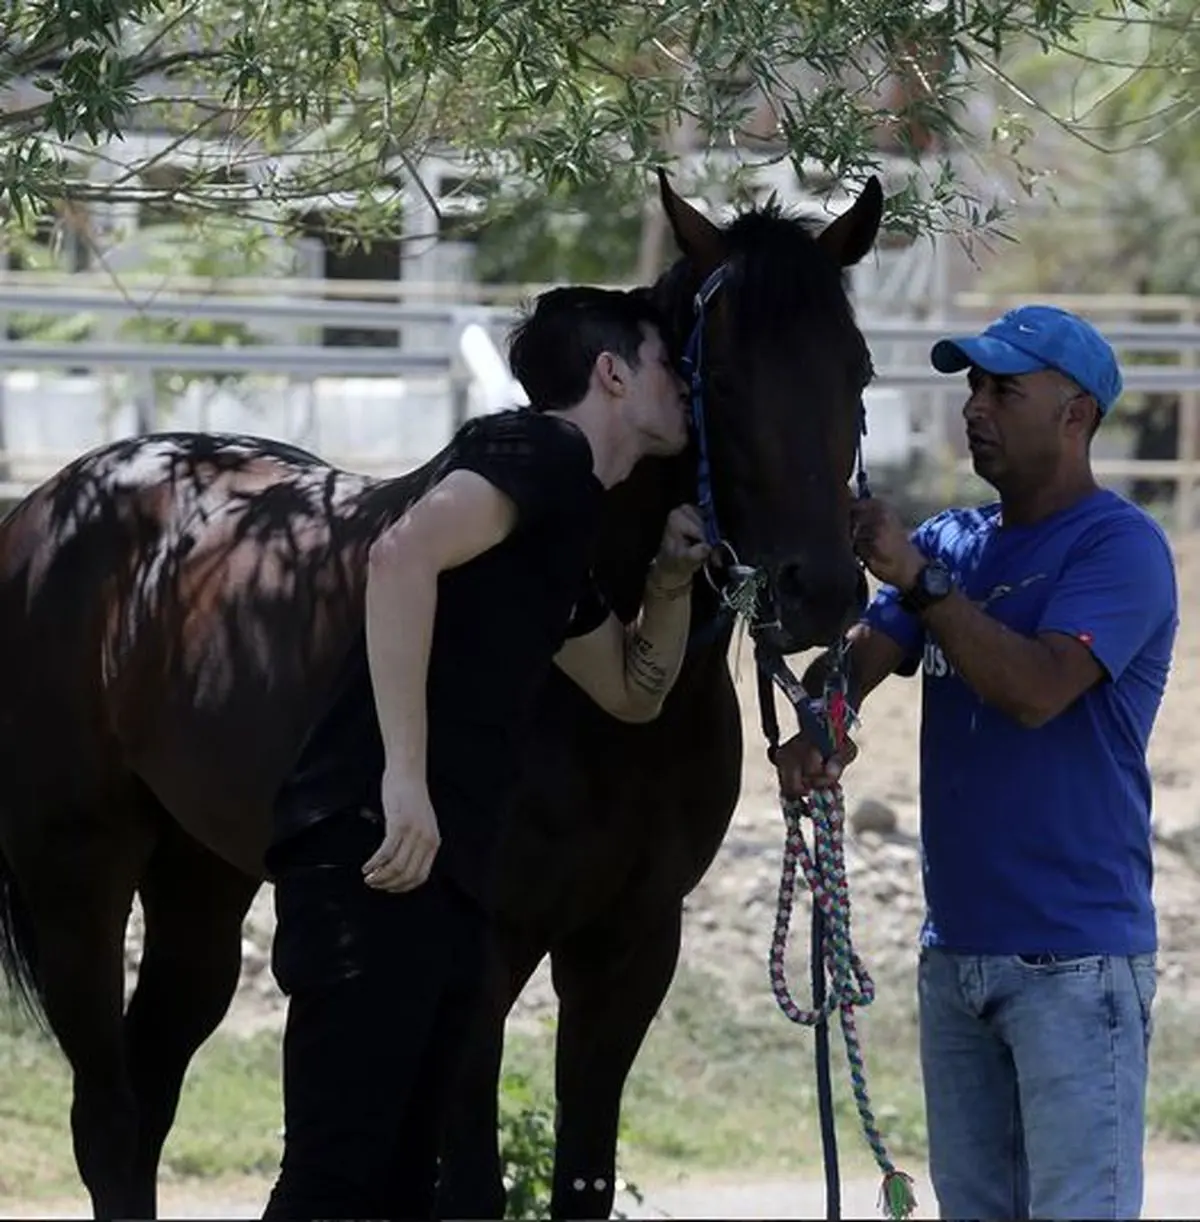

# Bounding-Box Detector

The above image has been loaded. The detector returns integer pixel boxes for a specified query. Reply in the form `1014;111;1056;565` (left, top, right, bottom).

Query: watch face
924;563;953;596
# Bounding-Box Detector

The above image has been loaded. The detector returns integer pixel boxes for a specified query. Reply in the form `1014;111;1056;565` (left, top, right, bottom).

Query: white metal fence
0;280;1197;527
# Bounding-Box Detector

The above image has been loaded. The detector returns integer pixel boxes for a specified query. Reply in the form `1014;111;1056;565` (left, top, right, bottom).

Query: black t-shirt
267;408;608;903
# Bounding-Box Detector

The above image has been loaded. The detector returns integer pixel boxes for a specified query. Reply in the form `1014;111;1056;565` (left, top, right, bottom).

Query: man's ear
594;351;623;396
1062;390;1099;438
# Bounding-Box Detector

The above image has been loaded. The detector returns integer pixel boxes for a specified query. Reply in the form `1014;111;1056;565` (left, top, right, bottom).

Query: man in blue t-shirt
773;304;1178;1220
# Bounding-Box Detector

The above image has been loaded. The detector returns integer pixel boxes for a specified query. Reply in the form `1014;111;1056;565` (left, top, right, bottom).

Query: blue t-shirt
863;488;1178;956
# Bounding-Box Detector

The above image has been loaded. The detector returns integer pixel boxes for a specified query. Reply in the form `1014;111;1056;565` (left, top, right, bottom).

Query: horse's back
0;432;418;873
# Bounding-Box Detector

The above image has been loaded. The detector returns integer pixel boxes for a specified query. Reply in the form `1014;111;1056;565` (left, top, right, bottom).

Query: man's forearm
364;542;437;786
800;622;898;706
621;567;694;720
920;588;1062;726
801;645;841;700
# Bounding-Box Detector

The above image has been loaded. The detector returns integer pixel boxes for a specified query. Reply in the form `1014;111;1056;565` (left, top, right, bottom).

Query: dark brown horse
0;170;882;1220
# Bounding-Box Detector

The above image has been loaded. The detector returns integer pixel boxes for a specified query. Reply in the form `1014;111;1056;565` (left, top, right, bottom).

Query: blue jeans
918;947;1157;1221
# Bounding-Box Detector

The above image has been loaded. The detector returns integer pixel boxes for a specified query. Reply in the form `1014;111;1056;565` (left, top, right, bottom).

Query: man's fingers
669;520;706;551
674;503;704;531
776;735;860;799
365;826;419;890
820;737;859;782
393;842;438;893
362;830;402;878
777;744;821;798
778;766;810;799
369;827;441;892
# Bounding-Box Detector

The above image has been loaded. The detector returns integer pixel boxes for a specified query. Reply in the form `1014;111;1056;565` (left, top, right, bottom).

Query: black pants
262;812;486;1220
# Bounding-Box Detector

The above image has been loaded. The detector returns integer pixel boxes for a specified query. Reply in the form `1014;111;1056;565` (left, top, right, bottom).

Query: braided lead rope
714;555;915;1219
768;709;917;1221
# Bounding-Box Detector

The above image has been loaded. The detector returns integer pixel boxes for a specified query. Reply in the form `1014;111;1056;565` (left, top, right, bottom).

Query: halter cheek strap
679;262;730;551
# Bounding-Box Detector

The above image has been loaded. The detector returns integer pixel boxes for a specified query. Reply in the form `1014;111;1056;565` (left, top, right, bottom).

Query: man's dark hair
508;286;664;412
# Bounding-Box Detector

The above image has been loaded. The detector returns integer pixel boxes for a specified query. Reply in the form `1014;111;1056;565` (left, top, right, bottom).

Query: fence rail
4;345;1200;395
0;281;1197;528
0;287;485;330
0;342;458;376
0;270;554;303
3;285;1200;351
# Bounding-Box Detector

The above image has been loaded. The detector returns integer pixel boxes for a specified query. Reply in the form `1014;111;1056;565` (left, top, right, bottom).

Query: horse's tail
0;843;47;1031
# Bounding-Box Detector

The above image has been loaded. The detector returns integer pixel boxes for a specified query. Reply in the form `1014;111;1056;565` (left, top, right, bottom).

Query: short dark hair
508;286;663;412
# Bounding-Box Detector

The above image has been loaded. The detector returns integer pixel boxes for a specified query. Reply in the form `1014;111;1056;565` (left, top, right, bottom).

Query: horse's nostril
776;563;807;602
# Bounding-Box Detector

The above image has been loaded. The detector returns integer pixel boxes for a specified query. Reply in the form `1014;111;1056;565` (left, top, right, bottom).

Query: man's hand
850;498;926;591
773;731;860;799
647;504;711;596
362;774;441;892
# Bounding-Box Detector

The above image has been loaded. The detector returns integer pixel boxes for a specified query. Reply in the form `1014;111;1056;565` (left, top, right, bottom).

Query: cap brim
931;336;1049;377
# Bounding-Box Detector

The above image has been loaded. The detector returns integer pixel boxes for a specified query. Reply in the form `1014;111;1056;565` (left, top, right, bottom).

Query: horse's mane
726;201;859;337
656;197;862;365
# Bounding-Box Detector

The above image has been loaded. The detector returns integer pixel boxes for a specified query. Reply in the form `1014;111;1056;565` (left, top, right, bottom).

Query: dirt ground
12;1142;1200;1219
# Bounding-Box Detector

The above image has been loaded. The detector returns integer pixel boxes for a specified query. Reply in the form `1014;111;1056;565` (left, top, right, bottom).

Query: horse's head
652;169;883;654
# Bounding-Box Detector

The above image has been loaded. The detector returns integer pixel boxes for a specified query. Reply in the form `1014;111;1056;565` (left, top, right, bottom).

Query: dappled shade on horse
0;168;882;1219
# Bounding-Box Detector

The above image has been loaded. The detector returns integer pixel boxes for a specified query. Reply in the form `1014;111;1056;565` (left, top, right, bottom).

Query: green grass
0;1002;285;1200
502;968;930;1185
2;968;1198;1206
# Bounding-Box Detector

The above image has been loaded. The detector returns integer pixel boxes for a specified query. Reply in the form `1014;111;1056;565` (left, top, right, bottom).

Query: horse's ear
657;166;726;273
817;175;884;268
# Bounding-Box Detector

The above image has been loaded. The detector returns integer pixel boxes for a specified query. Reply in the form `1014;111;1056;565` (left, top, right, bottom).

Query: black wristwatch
899;559;953;614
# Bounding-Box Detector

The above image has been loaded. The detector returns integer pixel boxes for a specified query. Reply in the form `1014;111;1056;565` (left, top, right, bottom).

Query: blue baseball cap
930;304;1123;416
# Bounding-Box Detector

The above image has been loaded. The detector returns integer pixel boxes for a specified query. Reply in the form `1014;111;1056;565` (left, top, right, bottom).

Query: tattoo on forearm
627;631;668;696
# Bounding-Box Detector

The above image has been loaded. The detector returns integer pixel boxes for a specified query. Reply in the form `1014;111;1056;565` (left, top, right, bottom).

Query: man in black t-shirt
261;287;710;1220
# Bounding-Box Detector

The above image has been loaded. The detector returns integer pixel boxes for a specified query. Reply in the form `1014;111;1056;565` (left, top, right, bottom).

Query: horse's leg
10;798;156;1218
436;925;548;1220
548;905;683;1220
122;810;260;1217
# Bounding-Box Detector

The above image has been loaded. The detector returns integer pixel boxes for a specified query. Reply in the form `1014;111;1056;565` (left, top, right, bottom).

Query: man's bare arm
920;590;1103;728
365;470;518;783
554;505;709;723
554;561;693;724
361;470;518;892
801;620;910;704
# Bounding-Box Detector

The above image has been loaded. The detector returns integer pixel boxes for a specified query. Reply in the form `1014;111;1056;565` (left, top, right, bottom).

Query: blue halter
679;262;731;550
679;261;872;558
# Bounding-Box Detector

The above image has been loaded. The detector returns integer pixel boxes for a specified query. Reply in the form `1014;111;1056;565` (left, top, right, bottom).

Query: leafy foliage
2;0;1193;250
971;0;1200;296
498;1067;643;1221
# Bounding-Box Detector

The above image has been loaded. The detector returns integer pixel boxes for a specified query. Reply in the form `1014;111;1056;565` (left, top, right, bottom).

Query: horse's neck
592;457;729;656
